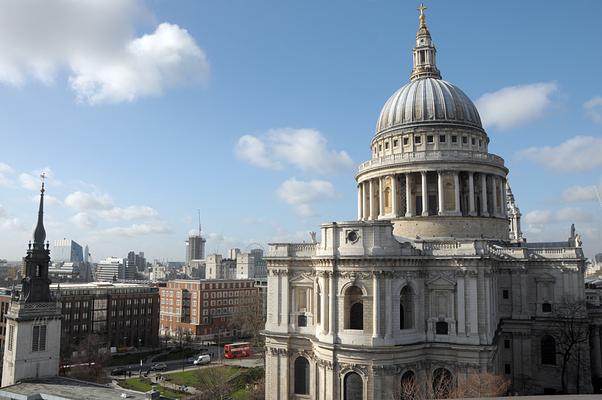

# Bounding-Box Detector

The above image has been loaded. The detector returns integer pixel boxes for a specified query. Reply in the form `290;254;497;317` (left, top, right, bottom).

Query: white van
193;354;211;365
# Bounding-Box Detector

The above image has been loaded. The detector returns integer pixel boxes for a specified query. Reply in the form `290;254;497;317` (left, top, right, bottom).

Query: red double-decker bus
224;342;252;359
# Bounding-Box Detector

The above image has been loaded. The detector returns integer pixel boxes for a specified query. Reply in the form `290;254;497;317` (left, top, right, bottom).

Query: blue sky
0;0;601;262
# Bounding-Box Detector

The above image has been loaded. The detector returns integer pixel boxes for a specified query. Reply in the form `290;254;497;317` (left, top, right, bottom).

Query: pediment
535;272;556;283
426;275;456;289
289;273;313;285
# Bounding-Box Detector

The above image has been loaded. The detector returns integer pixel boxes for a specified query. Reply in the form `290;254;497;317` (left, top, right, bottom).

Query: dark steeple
21;173;52;303
33;174;46;249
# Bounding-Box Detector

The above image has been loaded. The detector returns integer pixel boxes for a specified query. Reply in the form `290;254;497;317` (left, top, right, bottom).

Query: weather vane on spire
418;2;427;28
40;172;46;193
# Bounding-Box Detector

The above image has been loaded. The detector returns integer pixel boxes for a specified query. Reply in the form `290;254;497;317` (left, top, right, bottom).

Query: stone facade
263;6;592;399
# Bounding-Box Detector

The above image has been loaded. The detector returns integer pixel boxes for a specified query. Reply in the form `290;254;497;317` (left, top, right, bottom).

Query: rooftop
0;376;147;400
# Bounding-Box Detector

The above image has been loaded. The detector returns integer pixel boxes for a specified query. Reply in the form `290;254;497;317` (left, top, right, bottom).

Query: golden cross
418;2;427;16
40;172;46;190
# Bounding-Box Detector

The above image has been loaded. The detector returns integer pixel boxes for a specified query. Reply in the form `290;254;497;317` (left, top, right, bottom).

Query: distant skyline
1;0;601;261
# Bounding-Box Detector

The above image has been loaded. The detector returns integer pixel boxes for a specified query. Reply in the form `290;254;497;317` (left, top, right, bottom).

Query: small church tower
2;175;61;386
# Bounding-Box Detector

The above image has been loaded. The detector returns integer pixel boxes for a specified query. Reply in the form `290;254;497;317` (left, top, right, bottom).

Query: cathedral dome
375;77;483;135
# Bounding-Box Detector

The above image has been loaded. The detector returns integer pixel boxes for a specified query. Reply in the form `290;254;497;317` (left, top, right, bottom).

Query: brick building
55;282;160;352
159;279;258;340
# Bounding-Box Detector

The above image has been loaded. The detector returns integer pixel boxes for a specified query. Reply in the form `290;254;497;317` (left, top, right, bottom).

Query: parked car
151;363;168;371
186;357;196;364
110;367;127;376
193;354;211;365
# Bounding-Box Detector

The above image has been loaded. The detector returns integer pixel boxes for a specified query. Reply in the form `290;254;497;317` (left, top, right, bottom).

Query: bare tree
69;334;109;382
190;367;233;400
397;370;509;400
550;298;590;393
228;290;265;348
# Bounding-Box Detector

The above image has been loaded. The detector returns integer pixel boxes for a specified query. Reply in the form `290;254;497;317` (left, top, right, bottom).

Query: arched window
432;368;453;398
541;335;556;365
294;356;310;394
344;372;363;400
435;321;448;335
400;371;416;400
400;286;414;329
345;286;363;330
350;303;363;330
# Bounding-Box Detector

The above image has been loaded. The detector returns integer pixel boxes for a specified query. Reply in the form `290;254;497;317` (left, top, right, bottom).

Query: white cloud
476;82;557;130
0;205;21;230
71;212;97;229
100;222;171;237
98;205;158;221
19;167;55;191
0;1;209;104
517;136;602;172
31;194;62;207
276;178;338;217
562;180;601;203
236;128;354;175
585;96;602;125
0;163;13;186
235;135;280;169
65;191;114;211
525;207;592;226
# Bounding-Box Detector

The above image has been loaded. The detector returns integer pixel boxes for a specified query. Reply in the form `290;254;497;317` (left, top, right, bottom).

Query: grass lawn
118;377;184;399
165;366;240;388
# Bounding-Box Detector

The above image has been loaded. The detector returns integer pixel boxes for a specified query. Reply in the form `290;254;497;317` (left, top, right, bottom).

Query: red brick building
159;279;258;339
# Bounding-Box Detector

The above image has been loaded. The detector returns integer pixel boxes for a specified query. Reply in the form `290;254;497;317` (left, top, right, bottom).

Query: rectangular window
471;137;476;145
385;142;389;149
462;136;468;144
393;139;399;147
504;364;511;375
451;135;457;143
439;135;446;143
479;139;483;147
378;144;382;151
504;339;511;349
7;324;14;352
403;137;409;145
32;325;47;352
427;135;434;143
414;136;422;144
502;289;509;299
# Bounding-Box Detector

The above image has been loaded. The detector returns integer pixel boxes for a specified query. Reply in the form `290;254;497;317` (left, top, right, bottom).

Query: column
405;173;414;217
391;175;398;217
320;275;328;335
453;171;461;215
357;183;362;221
437;171;444;215
421;171;429;216
357;184;362;220
501;178;508;218
468;172;476;216
362;182;369;220
378;177;385;218
385;276;392;338
499;178;506;217
372;273;381;339
480;174;489;217
492;176;498;217
369;179;375;220
328;273;336;338
281;273;289;329
591;326;602;378
457;275;466;334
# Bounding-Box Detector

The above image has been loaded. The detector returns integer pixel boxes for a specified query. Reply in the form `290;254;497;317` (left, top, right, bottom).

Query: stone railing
267;243;317;258
357;150;505;172
9;301;61;317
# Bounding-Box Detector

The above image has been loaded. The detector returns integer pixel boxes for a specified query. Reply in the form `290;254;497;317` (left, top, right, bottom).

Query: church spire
33;173;46;249
410;2;441;81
